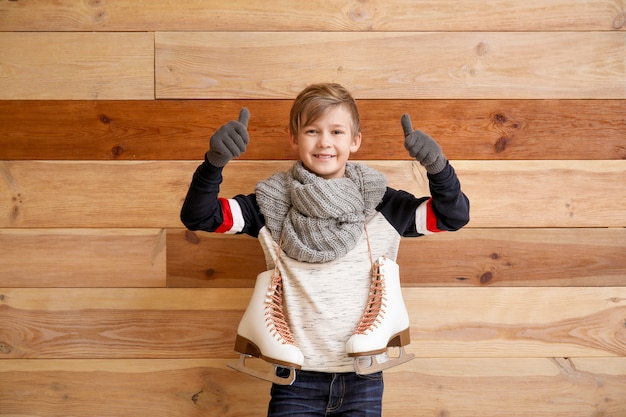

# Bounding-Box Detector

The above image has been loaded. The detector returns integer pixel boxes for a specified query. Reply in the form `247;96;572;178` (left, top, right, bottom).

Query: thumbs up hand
206;108;251;167
401;114;447;174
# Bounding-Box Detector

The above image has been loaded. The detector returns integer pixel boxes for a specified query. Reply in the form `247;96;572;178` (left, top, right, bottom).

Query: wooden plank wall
1;1;625;416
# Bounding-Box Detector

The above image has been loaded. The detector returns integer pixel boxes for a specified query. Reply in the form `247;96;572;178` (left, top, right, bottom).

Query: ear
289;132;300;153
350;132;362;153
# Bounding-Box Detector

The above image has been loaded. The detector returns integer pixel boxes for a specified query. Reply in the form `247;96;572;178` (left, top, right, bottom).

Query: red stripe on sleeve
426;198;443;233
215;198;234;233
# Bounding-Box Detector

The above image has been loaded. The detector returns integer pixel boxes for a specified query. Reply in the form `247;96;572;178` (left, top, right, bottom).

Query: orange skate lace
265;241;298;346
353;225;388;335
353;259;388;334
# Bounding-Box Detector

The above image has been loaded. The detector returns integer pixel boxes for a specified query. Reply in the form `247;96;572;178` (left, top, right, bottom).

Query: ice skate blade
353;347;415;375
227;354;297;385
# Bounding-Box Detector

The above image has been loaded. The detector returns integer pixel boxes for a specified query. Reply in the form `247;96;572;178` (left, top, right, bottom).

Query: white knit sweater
258;212;401;372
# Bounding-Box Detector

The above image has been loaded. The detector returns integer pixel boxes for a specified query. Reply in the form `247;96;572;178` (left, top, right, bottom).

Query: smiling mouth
314;154;335;159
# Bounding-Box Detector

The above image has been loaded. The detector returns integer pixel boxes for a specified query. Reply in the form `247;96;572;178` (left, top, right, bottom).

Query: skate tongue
228;354;297;385
353;347;415;375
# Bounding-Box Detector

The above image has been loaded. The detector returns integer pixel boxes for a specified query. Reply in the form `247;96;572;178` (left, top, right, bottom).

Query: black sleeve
428;162;471;231
179;158;264;237
377;161;470;237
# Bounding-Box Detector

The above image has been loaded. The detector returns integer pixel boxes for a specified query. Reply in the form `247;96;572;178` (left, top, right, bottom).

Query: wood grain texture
0;288;247;359
384;358;626;417
0;358;624;417
1;0;624;31
1;99;625;160
0;359;269;417
2;160;624;228
1;287;624;358
405;287;626;358
166;228;626;288
2;1;625;416
0;160;192;228
0;32;154;100
167;231;267;288
0;229;166;288
156;32;626;99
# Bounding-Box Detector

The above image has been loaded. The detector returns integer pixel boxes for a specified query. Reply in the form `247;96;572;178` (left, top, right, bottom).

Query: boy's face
290;105;362;179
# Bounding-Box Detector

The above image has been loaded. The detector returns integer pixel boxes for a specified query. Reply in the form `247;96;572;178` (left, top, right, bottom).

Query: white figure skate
227;269;304;385
346;255;415;374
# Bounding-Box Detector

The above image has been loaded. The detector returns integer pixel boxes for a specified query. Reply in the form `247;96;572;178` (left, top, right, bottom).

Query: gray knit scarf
255;161;387;263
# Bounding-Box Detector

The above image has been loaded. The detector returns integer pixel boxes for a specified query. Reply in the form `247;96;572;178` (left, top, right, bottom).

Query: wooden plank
0;32;154;100
453;160;626;228
1;0;624;31
0;229;166;288
0;358;624;417
166;228;626;288
398;228;626;286
0;359;269;417
0;160;192;229
0;288;247;359
166;231;266;288
404;287;626;358
1;99;625;160
156;32;626;99
1;160;625;228
384;358;626;417
1;287;625;358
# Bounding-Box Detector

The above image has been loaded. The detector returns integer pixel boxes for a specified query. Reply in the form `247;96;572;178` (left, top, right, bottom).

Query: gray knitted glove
206;108;250;167
401;114;447;174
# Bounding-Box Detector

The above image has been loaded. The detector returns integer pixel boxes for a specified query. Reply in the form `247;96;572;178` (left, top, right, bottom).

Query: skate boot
227;269;304;385
346;255;415;374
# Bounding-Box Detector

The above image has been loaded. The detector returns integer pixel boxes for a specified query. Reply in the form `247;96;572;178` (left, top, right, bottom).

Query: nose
318;131;332;147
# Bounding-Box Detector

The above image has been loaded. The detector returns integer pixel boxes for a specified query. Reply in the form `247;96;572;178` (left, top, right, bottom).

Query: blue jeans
267;368;384;417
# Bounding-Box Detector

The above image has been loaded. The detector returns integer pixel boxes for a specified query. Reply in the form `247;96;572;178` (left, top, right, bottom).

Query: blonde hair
289;83;360;137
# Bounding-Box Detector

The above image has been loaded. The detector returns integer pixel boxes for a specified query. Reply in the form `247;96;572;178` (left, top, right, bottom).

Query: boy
181;83;469;416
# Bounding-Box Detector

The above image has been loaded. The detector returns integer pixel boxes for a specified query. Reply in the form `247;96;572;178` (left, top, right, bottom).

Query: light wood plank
404;287;626;358
0;288;247;359
0;358;624;417
1;99;625;160
384;358;626;417
0;160;192;229
0;32;154;100
0;359;269;417
1;0;624;31
0;229;166;288
0;288;252;311
166;228;626;288
453;160;626;228
1;287;624;358
1;160;624;228
156;32;626;99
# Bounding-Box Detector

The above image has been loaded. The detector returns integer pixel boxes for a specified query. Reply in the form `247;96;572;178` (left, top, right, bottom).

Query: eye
332;130;345;135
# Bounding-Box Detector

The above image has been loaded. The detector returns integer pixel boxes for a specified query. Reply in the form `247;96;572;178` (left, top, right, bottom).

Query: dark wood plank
167;231;266;288
1;100;625;160
167;228;626;288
